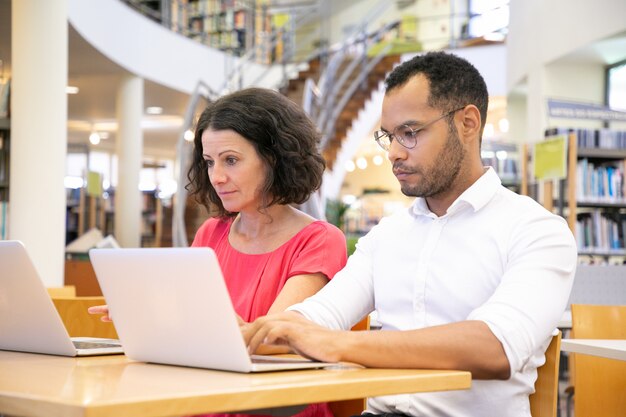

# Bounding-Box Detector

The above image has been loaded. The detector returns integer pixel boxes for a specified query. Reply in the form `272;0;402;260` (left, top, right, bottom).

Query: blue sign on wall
547;99;626;122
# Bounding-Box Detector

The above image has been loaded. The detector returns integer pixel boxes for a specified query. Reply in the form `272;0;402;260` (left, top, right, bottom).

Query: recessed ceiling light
184;129;195;141
89;131;101;145
66;86;79;94
146;106;163;115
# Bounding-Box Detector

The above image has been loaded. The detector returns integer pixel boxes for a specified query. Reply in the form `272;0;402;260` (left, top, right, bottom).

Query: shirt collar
410;167;502;218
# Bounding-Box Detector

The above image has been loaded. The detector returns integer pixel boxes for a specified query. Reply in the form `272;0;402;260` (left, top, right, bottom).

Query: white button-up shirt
291;168;577;417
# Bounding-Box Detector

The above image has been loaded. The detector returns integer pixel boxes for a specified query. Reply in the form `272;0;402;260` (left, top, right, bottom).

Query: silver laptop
0;240;123;356
89;247;335;373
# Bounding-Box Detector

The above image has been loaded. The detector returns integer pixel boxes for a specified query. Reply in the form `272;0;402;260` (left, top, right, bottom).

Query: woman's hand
87;305;112;322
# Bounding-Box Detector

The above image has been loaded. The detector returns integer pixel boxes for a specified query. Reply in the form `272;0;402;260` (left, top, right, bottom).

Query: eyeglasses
374;107;466;151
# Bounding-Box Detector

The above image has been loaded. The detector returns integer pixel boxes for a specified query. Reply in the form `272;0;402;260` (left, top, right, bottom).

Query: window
606;59;626;111
468;0;509;38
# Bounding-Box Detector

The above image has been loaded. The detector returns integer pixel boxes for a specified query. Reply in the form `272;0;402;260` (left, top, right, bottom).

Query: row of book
481;156;518;183
0;131;8;185
545;127;626;149
0;79;9;119
576;158;626;202
190;30;247;50
188;0;252;16
189;9;248;33
0;201;8;240
576;210;626;252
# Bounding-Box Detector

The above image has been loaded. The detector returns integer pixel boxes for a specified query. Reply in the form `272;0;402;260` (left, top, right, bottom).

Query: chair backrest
571;304;626;417
47;285;77;298
50;296;119;339
328;316;370;417
529;331;562;417
568;265;626;307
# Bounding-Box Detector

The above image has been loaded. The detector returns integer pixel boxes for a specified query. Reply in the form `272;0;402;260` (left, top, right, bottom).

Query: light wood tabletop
561;338;626;361
0;351;471;417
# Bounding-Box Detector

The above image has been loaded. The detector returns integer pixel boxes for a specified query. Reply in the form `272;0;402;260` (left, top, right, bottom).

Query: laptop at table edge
0;240;123;357
89;246;337;373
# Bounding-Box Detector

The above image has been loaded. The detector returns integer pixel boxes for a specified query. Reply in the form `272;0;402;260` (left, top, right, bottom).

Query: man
244;51;577;417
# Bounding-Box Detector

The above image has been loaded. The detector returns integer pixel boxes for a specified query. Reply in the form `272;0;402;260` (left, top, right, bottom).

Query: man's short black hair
385;51;489;132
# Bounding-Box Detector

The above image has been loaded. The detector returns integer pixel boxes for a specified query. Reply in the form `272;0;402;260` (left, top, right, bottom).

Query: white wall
507;0;626;141
544;61;608;131
508;0;626;91
507;93;528;143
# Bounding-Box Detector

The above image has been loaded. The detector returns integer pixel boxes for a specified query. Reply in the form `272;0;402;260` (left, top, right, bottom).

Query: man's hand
87;305;112;322
243;311;348;362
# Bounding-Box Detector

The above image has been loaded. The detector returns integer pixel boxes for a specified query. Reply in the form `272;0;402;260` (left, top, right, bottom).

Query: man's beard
399;126;466;198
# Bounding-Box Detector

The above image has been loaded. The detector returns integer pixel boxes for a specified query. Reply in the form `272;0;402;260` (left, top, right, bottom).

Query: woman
91;88;346;417
188;88;347;326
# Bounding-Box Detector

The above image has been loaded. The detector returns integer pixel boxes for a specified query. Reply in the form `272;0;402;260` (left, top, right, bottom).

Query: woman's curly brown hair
186;88;326;217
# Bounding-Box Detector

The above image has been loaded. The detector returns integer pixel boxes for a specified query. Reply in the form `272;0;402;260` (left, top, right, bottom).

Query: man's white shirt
290;167;577;417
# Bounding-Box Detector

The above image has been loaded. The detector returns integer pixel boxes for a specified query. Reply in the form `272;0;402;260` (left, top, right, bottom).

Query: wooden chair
50;295;118;339
529;331;562;417
328;316;370;417
569;304;626;417
46;285;76;298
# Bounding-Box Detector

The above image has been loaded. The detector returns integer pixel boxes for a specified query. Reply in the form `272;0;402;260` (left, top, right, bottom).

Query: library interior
1;1;626;417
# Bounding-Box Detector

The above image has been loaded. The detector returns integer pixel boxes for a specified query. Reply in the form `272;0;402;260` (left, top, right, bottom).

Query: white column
526;64;548;142
114;75;144;248
10;0;68;287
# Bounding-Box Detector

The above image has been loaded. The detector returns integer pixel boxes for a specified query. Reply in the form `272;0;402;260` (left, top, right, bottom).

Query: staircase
283;54;400;170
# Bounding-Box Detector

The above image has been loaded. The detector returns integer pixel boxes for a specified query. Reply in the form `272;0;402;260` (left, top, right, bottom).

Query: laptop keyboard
73;341;122;350
250;355;316;364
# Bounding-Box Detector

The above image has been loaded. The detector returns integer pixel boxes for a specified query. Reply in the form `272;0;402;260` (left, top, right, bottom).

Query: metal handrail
315;20;399;134
320;42;392;151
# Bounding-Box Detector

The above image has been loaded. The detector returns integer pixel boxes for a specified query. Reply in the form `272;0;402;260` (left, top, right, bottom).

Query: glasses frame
374;106;466;151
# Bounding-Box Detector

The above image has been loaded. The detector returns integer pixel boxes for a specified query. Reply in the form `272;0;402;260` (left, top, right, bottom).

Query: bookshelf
480;141;520;191
0;118;9;239
528;128;626;259
187;0;255;56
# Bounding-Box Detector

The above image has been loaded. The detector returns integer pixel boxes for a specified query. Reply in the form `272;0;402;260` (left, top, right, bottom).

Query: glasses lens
395;125;418;148
374;131;390;150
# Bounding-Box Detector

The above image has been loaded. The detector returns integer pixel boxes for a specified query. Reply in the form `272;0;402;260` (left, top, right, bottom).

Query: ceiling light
373;155;384;166
345;160;356;172
89;131;101;145
146;106;163;115
356;157;368;170
183;129;195;142
66;86;80;94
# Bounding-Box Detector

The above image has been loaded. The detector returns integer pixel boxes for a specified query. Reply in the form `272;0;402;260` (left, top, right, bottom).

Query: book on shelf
576;158;625;202
0;78;9;119
576;210;626;253
546;127;626;150
0;201;8;240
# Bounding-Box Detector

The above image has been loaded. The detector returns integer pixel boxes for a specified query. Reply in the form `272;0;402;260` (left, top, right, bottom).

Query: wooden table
561;338;626;361
0;351;471;417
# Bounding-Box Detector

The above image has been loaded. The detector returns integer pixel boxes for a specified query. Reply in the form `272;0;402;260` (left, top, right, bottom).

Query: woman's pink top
191;217;347;322
191;217;347;417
